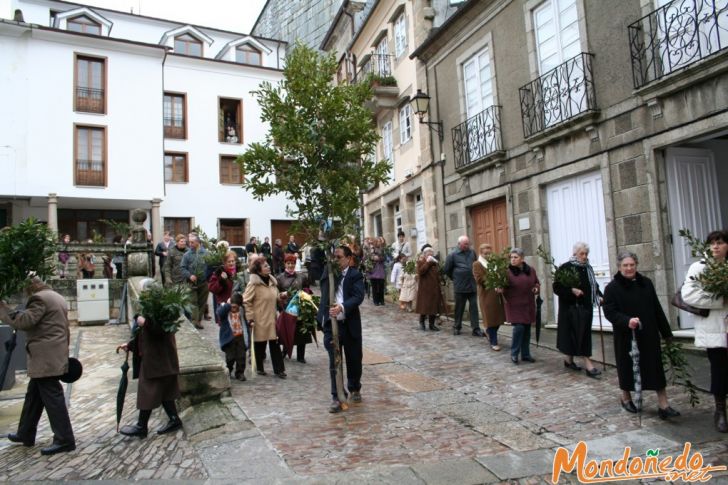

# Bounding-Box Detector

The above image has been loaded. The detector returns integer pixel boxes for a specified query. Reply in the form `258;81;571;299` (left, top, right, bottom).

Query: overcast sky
79;0;267;33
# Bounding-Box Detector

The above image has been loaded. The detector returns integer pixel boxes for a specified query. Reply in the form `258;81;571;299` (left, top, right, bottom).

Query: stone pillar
47;193;58;232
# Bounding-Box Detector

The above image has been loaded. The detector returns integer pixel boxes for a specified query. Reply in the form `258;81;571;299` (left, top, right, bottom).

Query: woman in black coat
277;253;312;363
603;251;679;419
554;242;602;377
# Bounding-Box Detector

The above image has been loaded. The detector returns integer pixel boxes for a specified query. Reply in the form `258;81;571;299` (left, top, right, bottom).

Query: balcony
75;159;105;186
629;0;728;89
75;87;105;114
519;52;597;139
355;55;399;115
452;105;504;172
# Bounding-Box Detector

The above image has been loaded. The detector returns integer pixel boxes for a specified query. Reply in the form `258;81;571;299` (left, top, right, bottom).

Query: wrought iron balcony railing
629;0;728;89
355;54;394;83
452;105;503;170
75;87;105;113
75;159;105;186
519;52;597;139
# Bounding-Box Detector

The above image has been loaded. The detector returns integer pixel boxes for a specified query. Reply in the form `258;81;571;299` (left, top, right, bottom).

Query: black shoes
564;361;582;371
297;358;306;364
275;372;287;379
6;433;34;447
236;374;247;381
351;391;362;403
420;322;426;331
522;356;536;363
658;406;680;420
157;417;182;435
472;328;485;337
329;400;342;413
256;370;267;376
453;328;462;336
585;368;602;378
40;441;75;456
621;400;638;413
429;324;440;332
511;357;519;365
119;424;148;438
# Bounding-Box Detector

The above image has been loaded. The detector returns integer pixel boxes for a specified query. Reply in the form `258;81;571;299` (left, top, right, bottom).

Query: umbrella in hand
0;330;17;390
535;295;543;346
115;348;130;432
629;328;642;422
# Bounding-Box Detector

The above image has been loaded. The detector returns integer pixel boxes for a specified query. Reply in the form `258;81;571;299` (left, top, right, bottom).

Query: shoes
585;368;602;378
236;375;247;381
429;324;440;332
119;423;148;438
658;406;681;420
351;391;362;403
522;356;536;363
511;357;519;365
472;328;485;337
6;433;34;447
453;328;462;336
194;323;204;329
157;417;182;435
329;400;342;413
564;361;582;371
40;441;75;456
621;400;638;414
420;322;426;331
275;372;287;379
491;345;501;351
256;370;267;376
297;358;306;364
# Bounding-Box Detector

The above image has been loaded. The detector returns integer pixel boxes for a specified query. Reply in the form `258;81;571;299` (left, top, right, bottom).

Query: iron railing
355;54;394;83
629;0;728;89
75;159;104;186
519;52;597;139
452;105;503;170
75;87;104;113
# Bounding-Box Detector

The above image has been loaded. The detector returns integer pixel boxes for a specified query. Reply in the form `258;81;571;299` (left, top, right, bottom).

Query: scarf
260;274;270;286
569;257;600;307
509;262;531;276
478;255;489;269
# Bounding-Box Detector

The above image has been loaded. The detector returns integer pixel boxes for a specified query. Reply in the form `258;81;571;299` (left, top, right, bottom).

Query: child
217;292;247;381
390;254;404;308
398;256;417;312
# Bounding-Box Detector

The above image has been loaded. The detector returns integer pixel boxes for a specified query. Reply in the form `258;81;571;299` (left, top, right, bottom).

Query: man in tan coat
0;278;76;455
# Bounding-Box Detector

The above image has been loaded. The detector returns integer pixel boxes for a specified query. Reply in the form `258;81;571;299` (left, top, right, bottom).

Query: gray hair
422;247;435;256
510;247;524;257
457;235;469;244
572;241;590;255
617;250;638;264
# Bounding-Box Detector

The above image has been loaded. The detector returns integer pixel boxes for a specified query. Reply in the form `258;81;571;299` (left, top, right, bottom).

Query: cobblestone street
1;297;727;483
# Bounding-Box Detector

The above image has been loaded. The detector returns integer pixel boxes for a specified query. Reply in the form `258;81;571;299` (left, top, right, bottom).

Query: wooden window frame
164;151;189;184
74;53;107;114
174;34;203;57
219;155;244;185
163;92;187;139
73;123;107;187
164;217;192;238
67;15;101;35
218;97;243;144
235;44;262;66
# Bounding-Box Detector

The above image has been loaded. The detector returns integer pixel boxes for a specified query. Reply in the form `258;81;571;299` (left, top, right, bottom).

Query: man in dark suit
0;278;76;455
154;231;172;285
317;245;365;413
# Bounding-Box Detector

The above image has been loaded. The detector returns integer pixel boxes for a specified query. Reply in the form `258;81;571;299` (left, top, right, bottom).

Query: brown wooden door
470;198;509;253
270;220;308;247
219;219;246;245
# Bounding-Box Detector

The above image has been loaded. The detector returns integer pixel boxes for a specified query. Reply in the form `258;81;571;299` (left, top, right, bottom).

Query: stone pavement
0;298;727;484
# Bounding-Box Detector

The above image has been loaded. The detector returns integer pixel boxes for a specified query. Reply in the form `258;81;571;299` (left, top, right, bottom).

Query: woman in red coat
497;248;540;364
208;251;237;323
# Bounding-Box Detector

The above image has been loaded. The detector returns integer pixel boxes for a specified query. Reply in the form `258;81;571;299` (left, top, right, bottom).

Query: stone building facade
251;0;343;51
413;0;728;328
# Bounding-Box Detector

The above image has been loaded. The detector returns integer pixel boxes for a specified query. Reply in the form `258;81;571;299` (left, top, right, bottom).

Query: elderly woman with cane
603;251;678;419
554;242;602;377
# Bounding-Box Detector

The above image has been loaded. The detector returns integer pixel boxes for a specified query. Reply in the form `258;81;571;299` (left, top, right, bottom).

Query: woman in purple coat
497;248;540;364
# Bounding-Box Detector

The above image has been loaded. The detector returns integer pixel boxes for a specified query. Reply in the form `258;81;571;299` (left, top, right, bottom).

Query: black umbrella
0;330;17;390
116;349;130;432
535;295;543;346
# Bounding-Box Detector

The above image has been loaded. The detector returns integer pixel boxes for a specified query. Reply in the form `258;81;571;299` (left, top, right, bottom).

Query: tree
238;42;390;407
0;218;57;300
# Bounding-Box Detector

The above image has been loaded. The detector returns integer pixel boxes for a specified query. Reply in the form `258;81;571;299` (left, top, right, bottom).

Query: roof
410;0;476;59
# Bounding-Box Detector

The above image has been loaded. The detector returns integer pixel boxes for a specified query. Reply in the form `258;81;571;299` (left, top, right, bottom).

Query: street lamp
410;89;443;142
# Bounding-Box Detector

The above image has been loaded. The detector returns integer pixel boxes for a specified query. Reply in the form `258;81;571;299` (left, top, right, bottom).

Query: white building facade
0;0;295;246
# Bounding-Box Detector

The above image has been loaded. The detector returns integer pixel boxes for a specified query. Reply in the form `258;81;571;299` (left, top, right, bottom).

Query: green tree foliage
0;218;57;299
137;283;191;334
238;42;391;241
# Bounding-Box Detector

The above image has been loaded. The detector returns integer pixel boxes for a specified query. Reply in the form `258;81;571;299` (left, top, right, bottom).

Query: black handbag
671;285;709;317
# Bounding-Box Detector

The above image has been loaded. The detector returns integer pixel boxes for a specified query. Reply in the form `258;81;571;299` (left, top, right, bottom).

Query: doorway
470;197;509;254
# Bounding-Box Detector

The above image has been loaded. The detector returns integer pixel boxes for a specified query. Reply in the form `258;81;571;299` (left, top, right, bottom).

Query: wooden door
270;220;308;248
470;197;509;254
219;218;246;246
666;147;722;329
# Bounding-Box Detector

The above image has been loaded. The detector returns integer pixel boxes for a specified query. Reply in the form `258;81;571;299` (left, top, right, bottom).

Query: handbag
671;285;709;317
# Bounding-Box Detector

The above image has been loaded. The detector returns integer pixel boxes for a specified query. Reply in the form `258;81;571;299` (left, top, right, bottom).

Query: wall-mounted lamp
410;89;443;142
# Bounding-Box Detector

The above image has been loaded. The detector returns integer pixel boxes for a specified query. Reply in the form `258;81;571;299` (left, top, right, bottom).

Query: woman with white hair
554;242;602;377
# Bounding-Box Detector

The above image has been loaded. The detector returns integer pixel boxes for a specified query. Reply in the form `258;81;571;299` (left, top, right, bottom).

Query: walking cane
597;302;607;371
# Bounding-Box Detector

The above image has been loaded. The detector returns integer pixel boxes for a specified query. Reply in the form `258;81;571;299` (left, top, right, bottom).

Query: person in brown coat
0;278;76;455
244;257;287;378
117;312;182;438
497;248;540;364
415;245;446;331
473;243;506;351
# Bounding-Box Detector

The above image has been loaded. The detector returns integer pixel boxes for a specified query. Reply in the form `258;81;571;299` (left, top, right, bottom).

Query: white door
666;147;722;329
415;194;427;251
533;0;583;126
547;171;611;328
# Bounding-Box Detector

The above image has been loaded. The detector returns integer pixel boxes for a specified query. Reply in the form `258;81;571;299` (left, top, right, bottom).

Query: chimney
14;9;25;22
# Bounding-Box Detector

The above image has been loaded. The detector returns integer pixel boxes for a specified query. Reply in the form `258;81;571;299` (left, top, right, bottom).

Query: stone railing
55;243;152;280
